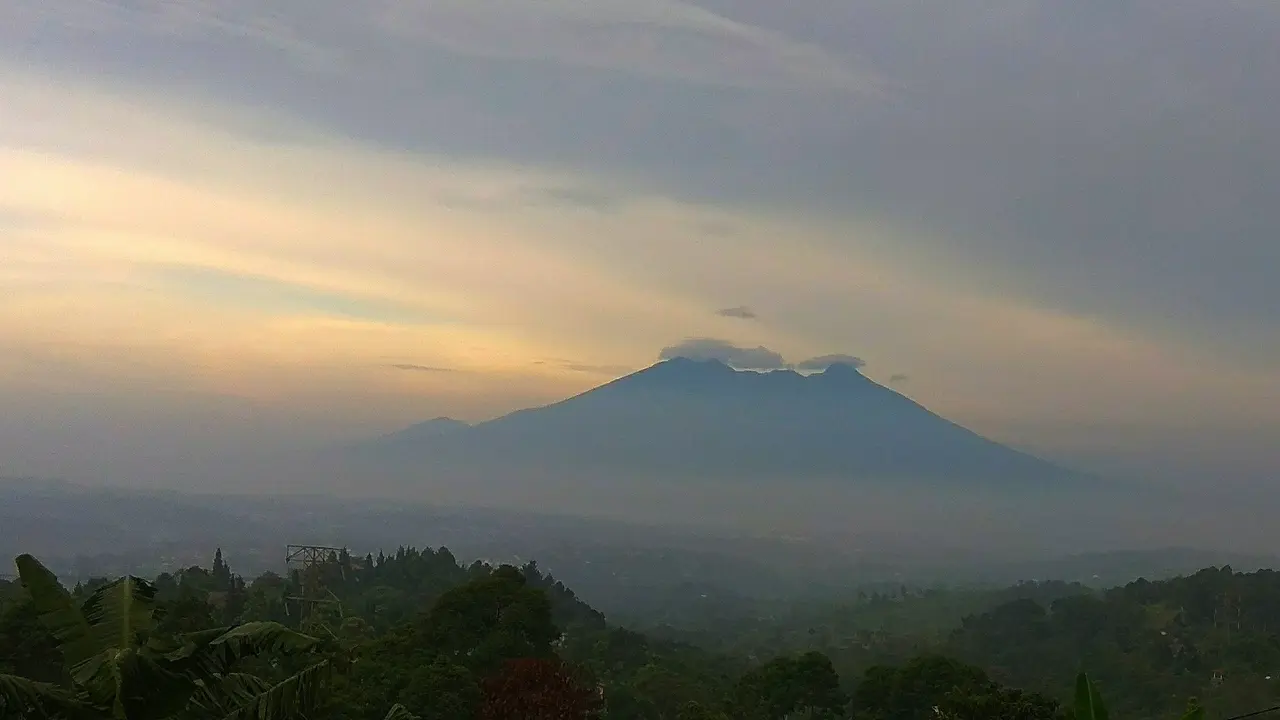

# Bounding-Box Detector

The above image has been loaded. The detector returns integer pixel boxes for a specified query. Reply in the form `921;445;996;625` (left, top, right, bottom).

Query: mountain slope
358;358;1076;487
374;417;471;447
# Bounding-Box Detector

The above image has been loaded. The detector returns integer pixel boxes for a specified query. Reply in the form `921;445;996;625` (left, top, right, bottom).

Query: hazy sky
1;0;1277;489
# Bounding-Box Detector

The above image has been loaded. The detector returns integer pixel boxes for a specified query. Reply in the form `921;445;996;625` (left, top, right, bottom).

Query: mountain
373;417;471;448
353;358;1076;488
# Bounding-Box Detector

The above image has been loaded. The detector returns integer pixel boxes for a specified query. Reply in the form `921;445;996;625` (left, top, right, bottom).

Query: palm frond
217;660;333;720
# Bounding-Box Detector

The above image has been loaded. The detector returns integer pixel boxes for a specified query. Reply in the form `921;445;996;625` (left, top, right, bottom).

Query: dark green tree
211;550;231;592
854;656;1063;720
399;658;482;720
411;565;560;674
734;651;847;719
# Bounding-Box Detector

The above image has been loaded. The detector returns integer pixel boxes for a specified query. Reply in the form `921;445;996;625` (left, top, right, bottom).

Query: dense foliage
947;566;1280;718
5;548;1280;719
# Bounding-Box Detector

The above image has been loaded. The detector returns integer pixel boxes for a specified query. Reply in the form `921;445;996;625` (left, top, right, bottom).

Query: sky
1;0;1277;494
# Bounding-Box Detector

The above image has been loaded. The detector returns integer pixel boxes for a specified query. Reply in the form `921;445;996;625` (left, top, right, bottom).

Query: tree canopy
6;548;1280;719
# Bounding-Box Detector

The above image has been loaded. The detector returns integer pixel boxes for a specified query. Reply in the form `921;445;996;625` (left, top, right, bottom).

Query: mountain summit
356;359;1074;487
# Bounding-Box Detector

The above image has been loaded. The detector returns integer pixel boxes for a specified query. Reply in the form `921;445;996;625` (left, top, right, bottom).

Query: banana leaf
0;672;98;719
381;704;420;720
217;659;333;720
1074;673;1109;720
16;555;157;673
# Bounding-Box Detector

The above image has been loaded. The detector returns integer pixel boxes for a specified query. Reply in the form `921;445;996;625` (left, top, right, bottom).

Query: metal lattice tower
284;544;347;632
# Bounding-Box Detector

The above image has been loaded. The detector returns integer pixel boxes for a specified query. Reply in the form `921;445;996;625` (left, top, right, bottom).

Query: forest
1;546;1276;719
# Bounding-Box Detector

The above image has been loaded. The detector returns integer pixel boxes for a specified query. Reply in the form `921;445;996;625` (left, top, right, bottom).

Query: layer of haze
1;2;1277;538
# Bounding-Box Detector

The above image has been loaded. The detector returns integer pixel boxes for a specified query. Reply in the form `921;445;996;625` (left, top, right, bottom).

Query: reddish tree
479;657;602;720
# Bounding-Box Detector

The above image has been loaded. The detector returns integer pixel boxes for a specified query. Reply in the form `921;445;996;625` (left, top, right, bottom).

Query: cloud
374;0;881;94
2;6;1279;490
0;73;734;404
154;265;437;324
2;0;346;74
532;358;636;375
389;364;455;373
889;373;910;385
11;1;1275;372
795;354;866;371
561;362;636;376
716;305;758;320
658;338;787;370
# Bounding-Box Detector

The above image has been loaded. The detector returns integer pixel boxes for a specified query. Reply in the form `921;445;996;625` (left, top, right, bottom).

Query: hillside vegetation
2;548;1278;719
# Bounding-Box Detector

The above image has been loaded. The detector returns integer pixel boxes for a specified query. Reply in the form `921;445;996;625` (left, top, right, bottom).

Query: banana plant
0;554;342;720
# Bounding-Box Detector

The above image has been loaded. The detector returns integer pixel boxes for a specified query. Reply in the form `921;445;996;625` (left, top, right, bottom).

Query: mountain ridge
375;416;471;448
352;358;1078;488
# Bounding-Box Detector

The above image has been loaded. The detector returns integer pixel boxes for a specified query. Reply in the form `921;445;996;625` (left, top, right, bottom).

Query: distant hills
352;358;1077;488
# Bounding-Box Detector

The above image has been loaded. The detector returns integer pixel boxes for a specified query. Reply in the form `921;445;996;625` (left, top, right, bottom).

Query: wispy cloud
561;363;636;376
0;73;718;403
716;305;758;320
388;364;456;373
4;0;346;72
155;265;439;325
374;0;882;93
532;359;636;376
